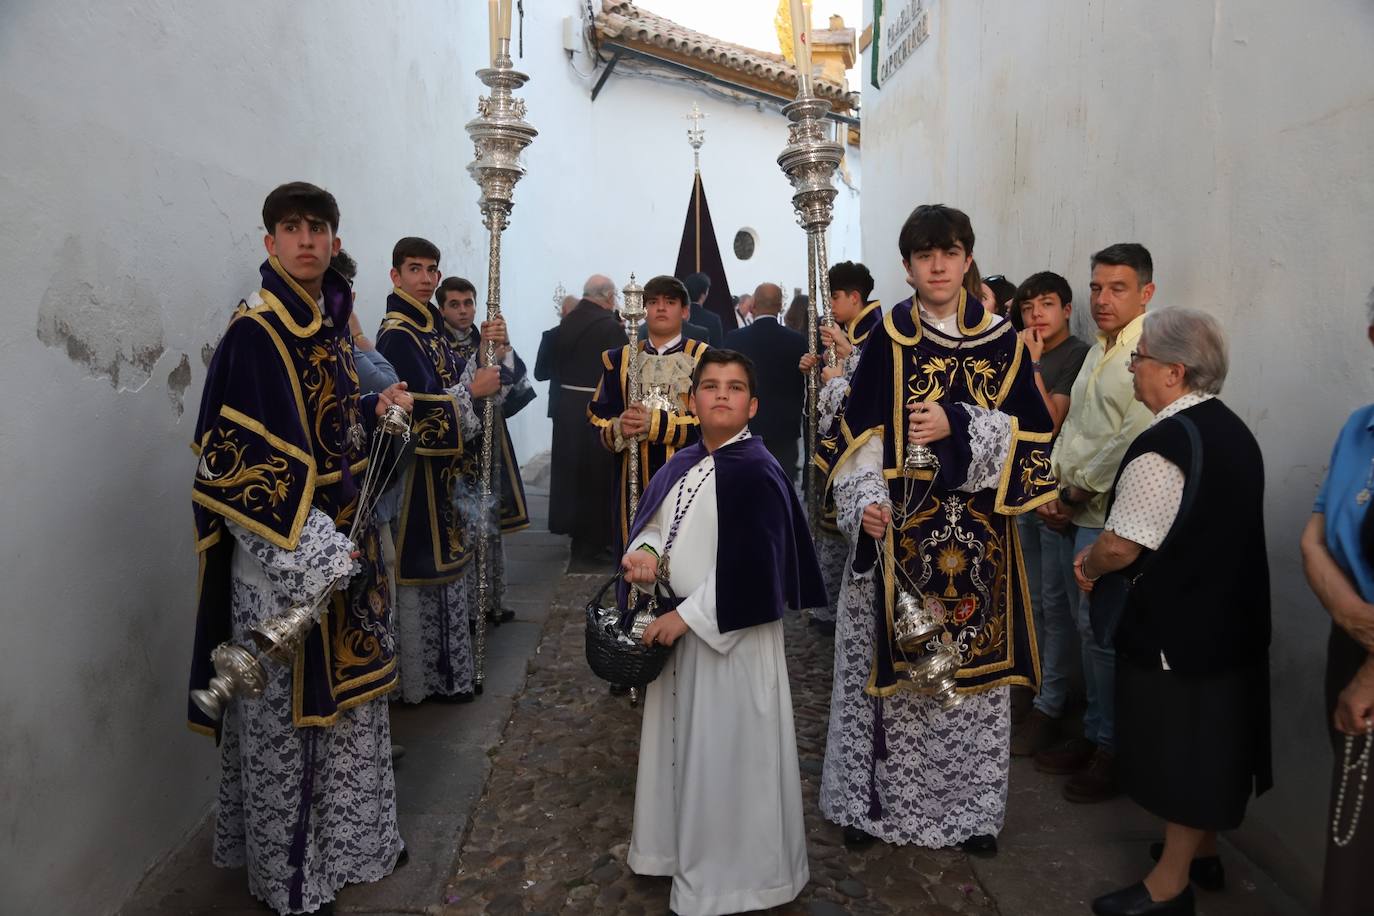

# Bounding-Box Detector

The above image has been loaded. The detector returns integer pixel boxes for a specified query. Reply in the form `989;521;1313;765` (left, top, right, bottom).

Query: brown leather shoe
1011;709;1059;757
1034;736;1096;774
1064;747;1119;803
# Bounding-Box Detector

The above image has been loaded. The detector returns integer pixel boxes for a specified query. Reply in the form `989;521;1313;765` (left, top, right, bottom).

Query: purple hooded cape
623;434;826;632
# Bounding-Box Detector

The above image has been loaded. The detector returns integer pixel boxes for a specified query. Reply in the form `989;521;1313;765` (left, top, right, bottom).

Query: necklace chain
1333;727;1372;847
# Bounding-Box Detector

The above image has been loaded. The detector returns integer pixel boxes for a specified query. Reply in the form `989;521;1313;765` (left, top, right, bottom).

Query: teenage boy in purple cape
620;349;826;915
189;182;412;914
818;204;1056;857
375;238;505;704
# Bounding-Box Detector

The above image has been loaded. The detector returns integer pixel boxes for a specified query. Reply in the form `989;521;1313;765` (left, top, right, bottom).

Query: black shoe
390;743;406;763
1148;842;1225;892
316;903;335;916
959;834;998;858
1091;882;1195;915
474;683;483;696
842;826;876;848
435;690;475;704
608;683;632;697
394;848;410;870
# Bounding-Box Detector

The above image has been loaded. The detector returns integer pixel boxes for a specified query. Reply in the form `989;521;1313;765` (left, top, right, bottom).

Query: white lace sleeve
446;361;482;439
227;508;358;606
957;403;1012;493
818;375;849;430
833;436;888;545
843;348;862;379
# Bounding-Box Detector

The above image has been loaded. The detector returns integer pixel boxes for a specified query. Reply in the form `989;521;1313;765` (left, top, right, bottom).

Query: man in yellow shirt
1035;243;1156;803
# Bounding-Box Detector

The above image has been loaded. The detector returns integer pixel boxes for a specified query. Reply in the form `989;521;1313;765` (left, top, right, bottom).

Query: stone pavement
122;482;1309;915
439;573;1307;916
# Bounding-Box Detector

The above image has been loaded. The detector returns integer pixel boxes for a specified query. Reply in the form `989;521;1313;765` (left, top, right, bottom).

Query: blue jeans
1068;525;1115;751
1018;513;1079;718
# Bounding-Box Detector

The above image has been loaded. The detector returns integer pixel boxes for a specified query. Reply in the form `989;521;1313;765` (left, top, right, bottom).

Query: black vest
1111;398;1271;672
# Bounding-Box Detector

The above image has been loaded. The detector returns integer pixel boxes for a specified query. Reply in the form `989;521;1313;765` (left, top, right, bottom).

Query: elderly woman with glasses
1073;308;1272;916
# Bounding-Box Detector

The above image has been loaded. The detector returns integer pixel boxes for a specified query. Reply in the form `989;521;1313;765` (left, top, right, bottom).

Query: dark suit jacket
690;302;725;347
534;326;559;417
722;316;807;466
635;321;710;345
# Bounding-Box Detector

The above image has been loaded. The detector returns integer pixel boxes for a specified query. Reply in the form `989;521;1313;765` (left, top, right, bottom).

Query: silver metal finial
686;103;707;171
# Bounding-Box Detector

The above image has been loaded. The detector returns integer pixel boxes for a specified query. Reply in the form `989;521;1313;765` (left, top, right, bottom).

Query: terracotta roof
594;1;855;113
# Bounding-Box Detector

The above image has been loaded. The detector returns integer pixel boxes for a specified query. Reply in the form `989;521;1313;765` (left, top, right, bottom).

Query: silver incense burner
892;587;963;710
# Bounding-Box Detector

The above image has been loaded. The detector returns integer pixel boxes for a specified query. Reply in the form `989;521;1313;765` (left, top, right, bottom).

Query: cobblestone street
442;572;998;916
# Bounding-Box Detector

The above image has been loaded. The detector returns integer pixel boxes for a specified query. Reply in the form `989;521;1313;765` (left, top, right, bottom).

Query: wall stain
201;341;216;368
35;235;167;389
167;353;192;417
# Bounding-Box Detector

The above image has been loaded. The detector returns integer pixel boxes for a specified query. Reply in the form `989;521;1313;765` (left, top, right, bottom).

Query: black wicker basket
584;572;674;688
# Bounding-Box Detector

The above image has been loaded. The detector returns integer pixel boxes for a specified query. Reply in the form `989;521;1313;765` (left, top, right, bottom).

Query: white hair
1140;308;1229;395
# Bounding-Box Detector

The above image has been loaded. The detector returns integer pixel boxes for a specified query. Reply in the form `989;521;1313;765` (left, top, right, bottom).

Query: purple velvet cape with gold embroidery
188;258;394;737
449;323;531;534
823;291;1057;697
622;434;827;632
816;300;885;532
375;290;472;584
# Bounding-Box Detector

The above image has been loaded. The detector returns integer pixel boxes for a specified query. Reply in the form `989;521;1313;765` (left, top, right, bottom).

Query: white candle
488;0;498;66
499;0;513;46
789;0;812;96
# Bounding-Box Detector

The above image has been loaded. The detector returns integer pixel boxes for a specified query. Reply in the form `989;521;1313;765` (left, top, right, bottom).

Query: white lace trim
957;404;1012;493
818;375;849;431
393;569;475;703
214;568;402;913
227;509;357;611
819;568;1010;846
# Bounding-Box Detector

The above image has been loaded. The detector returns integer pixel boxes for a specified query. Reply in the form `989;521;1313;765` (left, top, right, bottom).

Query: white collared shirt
646;333;683;355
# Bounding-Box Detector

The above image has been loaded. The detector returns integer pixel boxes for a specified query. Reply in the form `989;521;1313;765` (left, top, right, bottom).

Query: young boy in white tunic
621;350;827;916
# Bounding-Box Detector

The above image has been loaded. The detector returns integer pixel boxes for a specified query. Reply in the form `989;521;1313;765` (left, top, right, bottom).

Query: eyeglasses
1129;350;1167;366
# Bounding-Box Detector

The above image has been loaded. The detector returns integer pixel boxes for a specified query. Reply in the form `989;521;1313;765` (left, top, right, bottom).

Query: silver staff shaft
473;209;506;690
803;237;821;537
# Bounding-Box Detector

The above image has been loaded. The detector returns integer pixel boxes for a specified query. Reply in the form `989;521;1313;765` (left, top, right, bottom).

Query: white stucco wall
859;0;1374;901
0;2;859;913
497;10;861;457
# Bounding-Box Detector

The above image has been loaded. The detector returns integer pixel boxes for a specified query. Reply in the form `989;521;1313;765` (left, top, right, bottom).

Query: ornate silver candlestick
777;87;843;533
620;275;647;520
466;36;537;691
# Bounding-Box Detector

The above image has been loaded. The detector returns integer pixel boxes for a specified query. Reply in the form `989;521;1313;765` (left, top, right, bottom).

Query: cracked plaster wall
859;0;1374;905
0;2;494;913
0;2;864;911
0;3;861;913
